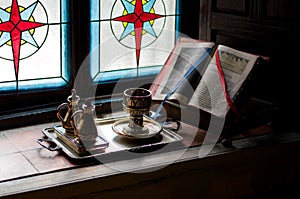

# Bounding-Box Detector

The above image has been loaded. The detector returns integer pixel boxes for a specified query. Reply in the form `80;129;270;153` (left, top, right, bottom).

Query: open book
150;37;267;118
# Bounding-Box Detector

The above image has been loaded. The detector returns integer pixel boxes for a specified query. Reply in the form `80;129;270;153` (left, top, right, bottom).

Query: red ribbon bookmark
215;50;240;118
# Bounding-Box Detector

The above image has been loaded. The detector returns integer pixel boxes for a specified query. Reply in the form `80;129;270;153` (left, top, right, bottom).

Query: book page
150;37;215;105
188;45;259;117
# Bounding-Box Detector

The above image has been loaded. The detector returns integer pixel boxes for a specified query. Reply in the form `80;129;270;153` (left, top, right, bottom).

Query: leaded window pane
90;0;181;82
0;0;71;92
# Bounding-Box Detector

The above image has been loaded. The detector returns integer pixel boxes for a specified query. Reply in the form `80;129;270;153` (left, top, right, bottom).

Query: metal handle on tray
37;138;62;151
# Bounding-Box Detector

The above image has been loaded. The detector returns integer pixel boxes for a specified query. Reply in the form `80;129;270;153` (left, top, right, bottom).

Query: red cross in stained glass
113;0;163;66
0;0;45;81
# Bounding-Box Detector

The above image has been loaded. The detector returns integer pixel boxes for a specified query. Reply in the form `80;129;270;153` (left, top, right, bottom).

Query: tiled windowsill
0;122;87;182
0;120;299;198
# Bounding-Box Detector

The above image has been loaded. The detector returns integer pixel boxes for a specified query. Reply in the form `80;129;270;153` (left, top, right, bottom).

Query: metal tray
40;116;184;160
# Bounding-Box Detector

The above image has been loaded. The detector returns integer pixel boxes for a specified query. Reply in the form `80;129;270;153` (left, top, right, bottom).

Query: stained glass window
0;0;70;93
90;0;181;82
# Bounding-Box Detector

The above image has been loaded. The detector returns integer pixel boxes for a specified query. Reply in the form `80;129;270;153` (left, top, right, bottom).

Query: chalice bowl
112;88;162;139
123;88;152;134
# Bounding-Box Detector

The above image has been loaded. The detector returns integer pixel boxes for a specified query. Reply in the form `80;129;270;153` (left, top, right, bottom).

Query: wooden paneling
213;0;249;16
262;0;300;20
200;0;300;52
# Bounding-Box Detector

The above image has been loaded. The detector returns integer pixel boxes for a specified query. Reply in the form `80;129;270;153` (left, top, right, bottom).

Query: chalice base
112;116;162;139
123;125;149;135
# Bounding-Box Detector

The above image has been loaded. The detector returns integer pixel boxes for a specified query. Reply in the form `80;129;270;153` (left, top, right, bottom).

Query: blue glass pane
62;23;71;81
90;0;100;21
93;65;162;83
62;0;71;23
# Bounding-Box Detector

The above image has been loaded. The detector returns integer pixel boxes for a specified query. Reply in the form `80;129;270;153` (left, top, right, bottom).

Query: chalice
112;88;162;139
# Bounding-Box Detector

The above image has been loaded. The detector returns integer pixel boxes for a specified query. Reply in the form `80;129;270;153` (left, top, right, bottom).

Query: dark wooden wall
199;0;299;55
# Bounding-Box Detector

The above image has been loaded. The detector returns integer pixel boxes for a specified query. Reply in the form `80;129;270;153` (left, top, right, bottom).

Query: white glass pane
19;25;61;80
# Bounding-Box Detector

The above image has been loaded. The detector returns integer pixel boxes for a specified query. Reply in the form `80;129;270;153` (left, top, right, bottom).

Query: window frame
0;0;201;130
